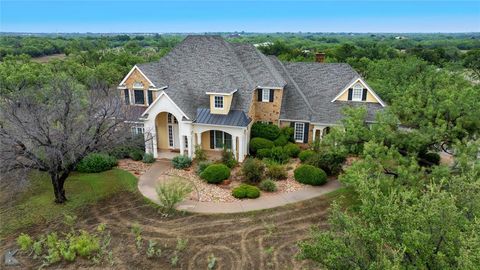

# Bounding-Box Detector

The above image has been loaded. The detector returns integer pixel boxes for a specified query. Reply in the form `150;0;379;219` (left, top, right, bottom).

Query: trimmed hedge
232;184;261;199
129;149;144;161
142;153;155;163
257;148;272;159
299;150;315;162
76;153;117;173
271;146;289;164
305;151;346;176
196;161;212;175
274;135;288;147
251;122;280;141
284;143;301;158
259;179;277;192
294;165;327;186
172;155;192;169
250;137;274;155
200;164;231;184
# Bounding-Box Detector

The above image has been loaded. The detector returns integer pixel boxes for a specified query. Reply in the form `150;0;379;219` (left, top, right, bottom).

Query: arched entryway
154;112;181;158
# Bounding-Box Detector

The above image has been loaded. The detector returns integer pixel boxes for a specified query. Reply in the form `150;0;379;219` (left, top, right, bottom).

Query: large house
118;35;385;162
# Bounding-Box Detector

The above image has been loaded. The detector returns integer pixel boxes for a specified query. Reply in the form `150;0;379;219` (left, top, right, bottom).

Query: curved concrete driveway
138;160;341;214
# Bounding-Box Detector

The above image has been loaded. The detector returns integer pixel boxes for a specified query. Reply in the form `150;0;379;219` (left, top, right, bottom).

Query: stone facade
249;88;284;123
122;68;157;106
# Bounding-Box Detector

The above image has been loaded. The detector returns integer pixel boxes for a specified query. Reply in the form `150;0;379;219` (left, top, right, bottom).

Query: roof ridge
271;57;315;114
251;47;286;87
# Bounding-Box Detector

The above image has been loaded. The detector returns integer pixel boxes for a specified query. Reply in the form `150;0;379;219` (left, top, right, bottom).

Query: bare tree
0;76;132;203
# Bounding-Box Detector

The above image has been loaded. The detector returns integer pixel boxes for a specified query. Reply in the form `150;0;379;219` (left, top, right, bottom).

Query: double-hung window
294;122;305;142
124;89;130;105
214;96;224;109
147;90;153;105
131;125;144;136
262;89;270;102
352;84;363;101
213;131;232;149
134;90;145;105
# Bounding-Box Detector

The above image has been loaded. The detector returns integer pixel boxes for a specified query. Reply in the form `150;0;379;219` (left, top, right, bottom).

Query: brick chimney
315;52;326;63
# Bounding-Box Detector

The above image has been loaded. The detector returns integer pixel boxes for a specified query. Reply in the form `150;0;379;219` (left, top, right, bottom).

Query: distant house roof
195;108;251;127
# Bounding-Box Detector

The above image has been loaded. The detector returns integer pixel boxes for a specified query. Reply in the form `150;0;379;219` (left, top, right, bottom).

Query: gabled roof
270;58;383;124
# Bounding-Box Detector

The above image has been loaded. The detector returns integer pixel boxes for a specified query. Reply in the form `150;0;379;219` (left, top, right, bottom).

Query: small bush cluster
257;148;272;159
196;161;212;175
232;184;261;199
250;137;274;155
241;158;265;183
129;149;144;161
76;153;117;173
305;151;346;176
266;164;287;180
200;164;231;184
259;179;277;192
294;165;327;186
109;145;143;159
142;153;155;163
270;146;289;164
222;148;237;168
299;150;315;162
284;143;301;158
194;145;207;161
274;135;288;146
172;155;192;169
251;122;281;141
16;221;111;266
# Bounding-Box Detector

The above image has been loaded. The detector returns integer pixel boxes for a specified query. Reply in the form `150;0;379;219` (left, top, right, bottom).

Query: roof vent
315;53;326;63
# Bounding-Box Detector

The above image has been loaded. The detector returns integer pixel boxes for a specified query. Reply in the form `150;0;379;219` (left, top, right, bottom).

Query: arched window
352;83;363;101
133;82;144;89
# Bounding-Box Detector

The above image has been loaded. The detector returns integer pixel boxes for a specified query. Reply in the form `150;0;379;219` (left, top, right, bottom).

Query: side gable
331;78;386;107
119;65;156;88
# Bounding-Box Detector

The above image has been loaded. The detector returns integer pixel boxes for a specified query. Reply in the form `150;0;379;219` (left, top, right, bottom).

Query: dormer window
133;82;144;89
262;89;271;102
214;96;224;109
352;84;363;101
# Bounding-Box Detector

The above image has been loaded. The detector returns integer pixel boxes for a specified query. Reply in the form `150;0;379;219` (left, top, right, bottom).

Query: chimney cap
315;52;326;63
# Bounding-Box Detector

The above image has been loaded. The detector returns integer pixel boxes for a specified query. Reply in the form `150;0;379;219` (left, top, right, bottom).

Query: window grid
262;89;270;102
214;96;224;109
167;113;177;124
134;90;144;105
168;125;174;147
294;122;305;142
352;84;363;101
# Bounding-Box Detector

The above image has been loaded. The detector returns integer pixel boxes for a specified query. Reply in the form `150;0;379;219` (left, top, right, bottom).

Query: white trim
294;122;305;143
119;65;157;88
141;91;189;120
205;89;237;95
257;85;283;90
193;122;247;130
352;83;363;101
330;78;386;107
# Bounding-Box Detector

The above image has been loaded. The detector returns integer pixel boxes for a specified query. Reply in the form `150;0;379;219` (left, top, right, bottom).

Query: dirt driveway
1;190;338;269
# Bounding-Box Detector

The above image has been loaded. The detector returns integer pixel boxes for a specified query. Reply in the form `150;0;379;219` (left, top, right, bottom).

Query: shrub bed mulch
117;159;153;177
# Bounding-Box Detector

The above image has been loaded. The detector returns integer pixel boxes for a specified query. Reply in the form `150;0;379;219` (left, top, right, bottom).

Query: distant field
32;53;66;63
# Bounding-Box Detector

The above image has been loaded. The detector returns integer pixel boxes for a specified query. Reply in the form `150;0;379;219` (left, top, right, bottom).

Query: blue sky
1;1;479;33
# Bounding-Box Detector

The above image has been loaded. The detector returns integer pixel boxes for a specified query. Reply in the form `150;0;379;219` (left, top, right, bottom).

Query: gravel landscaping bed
117;159;152;177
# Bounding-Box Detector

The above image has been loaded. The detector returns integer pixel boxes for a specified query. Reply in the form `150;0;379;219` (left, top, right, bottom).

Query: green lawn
0;168;137;238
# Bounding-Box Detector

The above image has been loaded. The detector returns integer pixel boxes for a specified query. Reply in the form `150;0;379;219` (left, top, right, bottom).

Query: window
294;122;305;142
184;136;188;148
214;96;224;109
131;125;144;136
167;113;177;124
134;90;145;105
147;90;153;105
124;89;130;105
133;82;144;89
352;84;363;101
168;125;174;147
213;131;232;149
262;89;270;102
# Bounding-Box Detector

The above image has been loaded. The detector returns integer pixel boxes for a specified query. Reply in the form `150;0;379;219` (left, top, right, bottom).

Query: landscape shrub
76;153;117;173
200;164;231;184
70;230;100;257
172;155;192;169
232;184;261;199
284;143;301;158
194;145;207;161
266;164;287;180
299;150;315;162
249;137;274;155
142;153;155;163
257;148;272;159
418;152;441;166
251;122;280;141
270;146;289;164
241;158;265;183
156;179;193;213
196;161;212;175
129;149;144;161
274;135;288;146
17;233;33;251
259;179;277;192
305;151;346;176
294;165;327;186
280;126;294;142
222;148;237;168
